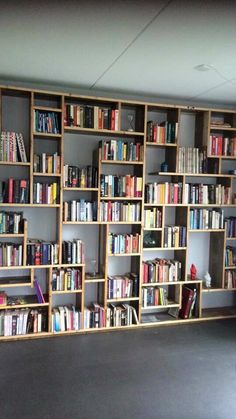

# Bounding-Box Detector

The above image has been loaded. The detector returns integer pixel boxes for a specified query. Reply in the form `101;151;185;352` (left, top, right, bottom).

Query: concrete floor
1;320;236;419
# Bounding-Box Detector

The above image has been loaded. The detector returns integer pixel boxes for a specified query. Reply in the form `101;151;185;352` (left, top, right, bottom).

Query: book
34;279;45;304
179;286;196;319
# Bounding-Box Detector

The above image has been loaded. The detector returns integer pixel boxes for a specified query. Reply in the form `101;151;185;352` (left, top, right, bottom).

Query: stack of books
190;208;224;230
225;246;236;267
142;287;167;307
27;241;59;265
108;233;140;254
33;153;61;174
52;306;82;332
0;211;24;234
107;273;139;299
142;258;182;283
100;174;142;198
209;135;236;156
145;182;183;204
34;111;60;134
0;179;29;204
225;217;236;238
144;208;162;229
184;183;231;205
0;131;27;162
64;104;119;130
225;270;236;289
84;304;105;328
52;268;82;291
63;165;98;188
100;140;143;161
106;304;138;327
62;240;85;264
0;243;23;266
177;147;208;173
0;308;48;336
63;200;97;222
146;121;178;144
99;201;141;222
33;182;58;205
164;226;186;248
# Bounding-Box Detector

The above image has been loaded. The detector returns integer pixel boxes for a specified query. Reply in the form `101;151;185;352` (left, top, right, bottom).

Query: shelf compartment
63;187;98;192
0;161;31;166
33;132;62;138
100;197;142;201
143;247;187;251
64;126;144;137
146;142;177;147
33;172;61;177
52;290;82;295
189;229;225;233
33;106;62;113
141;302;180;310
108;253;141;257
107;297;139;303
101;160;144;165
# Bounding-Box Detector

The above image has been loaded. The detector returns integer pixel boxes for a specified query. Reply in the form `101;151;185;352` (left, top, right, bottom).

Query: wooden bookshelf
0;83;235;340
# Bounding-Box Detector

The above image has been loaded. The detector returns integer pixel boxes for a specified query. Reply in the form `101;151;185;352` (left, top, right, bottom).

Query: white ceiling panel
193;80;236;105
94;0;236;102
0;0;166;87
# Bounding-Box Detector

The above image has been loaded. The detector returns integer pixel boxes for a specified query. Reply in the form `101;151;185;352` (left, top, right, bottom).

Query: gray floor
1;320;236;419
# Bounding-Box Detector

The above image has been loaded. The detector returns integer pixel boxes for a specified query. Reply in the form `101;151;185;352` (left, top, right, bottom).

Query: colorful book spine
100;140;143;161
100;175;142;198
142;259;182;283
108;233;141;254
145;182;182;204
52;305;82;332
99;201;141;222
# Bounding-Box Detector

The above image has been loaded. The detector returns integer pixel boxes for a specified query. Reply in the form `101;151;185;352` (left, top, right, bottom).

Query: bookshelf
0;84;235;340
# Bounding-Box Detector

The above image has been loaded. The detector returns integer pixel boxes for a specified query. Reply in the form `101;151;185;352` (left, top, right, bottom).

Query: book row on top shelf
0;84;236;340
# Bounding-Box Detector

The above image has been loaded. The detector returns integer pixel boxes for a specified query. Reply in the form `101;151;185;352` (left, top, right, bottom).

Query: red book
179;286;195;319
153;124;157;142
211;135;216;155
108;201;112;222
173;184;178;204
217;135;223;155
111;110;115;131
73;105;77;127
8;178;13;203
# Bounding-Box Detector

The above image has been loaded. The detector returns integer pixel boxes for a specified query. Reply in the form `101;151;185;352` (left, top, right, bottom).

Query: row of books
33;153;61;174
142;258;182;283
225;217;236;238
177;147;208;174
209;135;236;156
184;184;231;205
108;233;141;254
0;308;47;336
63;200;97;222
62;240;85;264
189;208;224;230
52;306;82;332
27;241;59;265
0;211;24;234
34;110;60;134
145;182;182;204
106;304;138;327
99;140;143;162
51;268;82;292
100;175;143;198
144;208;162;229
224;270;236;289
33;182;58;205
0;179;29;204
0;131;27;163
164;226;187;248
63;165;98;188
0;243;23;267
107;273;139;299
64;104;119;131
146;121;178;144
84;304;106;329
142;287;168;307
99;202;141;222
225;246;236;267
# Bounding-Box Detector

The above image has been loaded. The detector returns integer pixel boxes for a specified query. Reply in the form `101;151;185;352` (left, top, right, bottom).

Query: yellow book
52;183;57;204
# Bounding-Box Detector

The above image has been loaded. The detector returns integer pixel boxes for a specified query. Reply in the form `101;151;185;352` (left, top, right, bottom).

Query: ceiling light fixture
194;64;213;72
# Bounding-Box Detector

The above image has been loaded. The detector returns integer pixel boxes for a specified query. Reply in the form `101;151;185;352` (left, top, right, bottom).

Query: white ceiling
0;0;236;106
